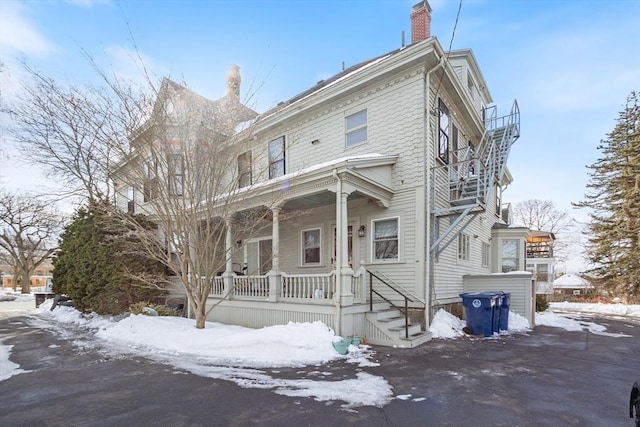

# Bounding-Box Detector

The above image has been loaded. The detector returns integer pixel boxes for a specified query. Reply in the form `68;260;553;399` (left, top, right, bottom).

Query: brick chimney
226;64;241;98
411;1;432;44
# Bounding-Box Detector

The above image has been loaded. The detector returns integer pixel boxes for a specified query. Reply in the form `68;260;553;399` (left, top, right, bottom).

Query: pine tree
575;91;640;302
53;200;168;314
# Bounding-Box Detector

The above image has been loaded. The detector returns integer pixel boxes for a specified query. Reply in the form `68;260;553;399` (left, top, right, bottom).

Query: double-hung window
458;233;470;261
143;159;158;202
302;228;321;265
168;154;184;196
482;242;490;267
268;136;285;179
345;110;367;147
372;218;399;262
501;239;520;273
237;150;252;188
438;98;450;163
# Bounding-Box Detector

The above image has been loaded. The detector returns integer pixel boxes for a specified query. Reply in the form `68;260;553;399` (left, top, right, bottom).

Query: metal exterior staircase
431;100;520;256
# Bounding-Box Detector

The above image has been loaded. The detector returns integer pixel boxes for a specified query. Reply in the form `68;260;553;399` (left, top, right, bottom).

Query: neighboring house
114;2;527;346
0;262;53;289
526;231;556;295
553;274;594;296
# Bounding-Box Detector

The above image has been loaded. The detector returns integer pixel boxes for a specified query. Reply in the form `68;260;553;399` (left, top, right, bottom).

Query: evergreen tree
575;91;640;302
53;200;168;314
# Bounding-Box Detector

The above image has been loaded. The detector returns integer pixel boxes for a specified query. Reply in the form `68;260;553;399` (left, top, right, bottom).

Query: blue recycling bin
459;292;500;337
498;292;511;331
485;291;511;332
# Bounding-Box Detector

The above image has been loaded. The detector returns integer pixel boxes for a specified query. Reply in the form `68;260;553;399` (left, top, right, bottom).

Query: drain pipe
424;55;445;331
332;169;342;336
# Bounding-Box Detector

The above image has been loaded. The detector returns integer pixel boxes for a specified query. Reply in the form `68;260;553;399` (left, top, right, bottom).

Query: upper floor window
302;228;321;265
438;98;449;163
238;150;252;188
372;217;399;262
143;159;158;202
268;136;285;179
345;110;367;147
168;154;183;196
458;233;470;261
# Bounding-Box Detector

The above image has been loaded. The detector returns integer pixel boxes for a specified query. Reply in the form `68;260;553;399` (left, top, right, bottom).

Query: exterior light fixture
358;225;366;238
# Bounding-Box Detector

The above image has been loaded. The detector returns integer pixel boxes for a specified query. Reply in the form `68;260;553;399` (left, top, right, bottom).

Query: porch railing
233;274;269;298
207;268;368;304
211;276;224;296
280;272;335;300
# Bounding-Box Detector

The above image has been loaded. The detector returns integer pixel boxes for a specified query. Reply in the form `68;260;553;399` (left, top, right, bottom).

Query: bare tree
0;191;61;293
112;72;286;328
512;199;576;262
6;63;150;202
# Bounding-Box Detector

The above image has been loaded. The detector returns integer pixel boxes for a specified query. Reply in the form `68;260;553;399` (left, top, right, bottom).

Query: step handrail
367;270;415;338
372;269;426;305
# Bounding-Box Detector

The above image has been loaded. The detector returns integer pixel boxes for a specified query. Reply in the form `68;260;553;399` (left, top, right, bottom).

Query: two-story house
114;2;528;347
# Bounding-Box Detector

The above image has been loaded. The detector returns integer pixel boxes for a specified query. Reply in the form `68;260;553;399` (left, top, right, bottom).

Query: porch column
222;217;234;297
268;206;282;302
337;187;354;307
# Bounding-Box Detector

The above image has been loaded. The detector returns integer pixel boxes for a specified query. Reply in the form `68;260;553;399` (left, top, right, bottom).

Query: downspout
332;169;342;336
424;56;445;331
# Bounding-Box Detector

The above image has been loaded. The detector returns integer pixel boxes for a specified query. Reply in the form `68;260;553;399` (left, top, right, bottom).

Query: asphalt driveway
1;312;638;426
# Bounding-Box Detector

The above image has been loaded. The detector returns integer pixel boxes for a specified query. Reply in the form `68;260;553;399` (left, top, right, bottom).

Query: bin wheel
462;326;473;335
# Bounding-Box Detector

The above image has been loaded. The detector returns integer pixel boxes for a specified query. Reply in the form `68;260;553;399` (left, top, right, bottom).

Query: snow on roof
553;274;593;289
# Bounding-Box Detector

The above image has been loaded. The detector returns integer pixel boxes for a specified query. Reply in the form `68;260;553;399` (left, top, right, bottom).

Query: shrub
53;201;168;315
129;301;177;317
536;294;549;312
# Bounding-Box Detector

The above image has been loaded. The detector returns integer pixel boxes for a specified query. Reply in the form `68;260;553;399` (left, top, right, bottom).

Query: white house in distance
553;274;594;296
526;231;556;295
114;2;529;347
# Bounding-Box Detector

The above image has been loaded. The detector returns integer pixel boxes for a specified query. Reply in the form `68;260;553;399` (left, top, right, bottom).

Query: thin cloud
0;1;56;57
65;0;111;8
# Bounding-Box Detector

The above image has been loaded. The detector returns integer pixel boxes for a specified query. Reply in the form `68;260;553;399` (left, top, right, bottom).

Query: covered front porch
198;155;430;346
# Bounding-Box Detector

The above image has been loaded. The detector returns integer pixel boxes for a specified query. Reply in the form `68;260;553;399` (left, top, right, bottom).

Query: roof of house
553;273;593;289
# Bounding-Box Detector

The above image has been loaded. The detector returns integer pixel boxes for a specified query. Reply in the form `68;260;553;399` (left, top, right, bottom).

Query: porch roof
221;153;398;212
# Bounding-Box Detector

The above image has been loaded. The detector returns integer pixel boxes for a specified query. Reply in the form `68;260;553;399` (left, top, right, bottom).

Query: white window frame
168;153;183;196
301;227;322;266
268;136;285;179
371;217;400;262
458;233;470;261
501;239;520;273
482;242;490;267
237;150;252;188
345;109;367;148
438;98;450;164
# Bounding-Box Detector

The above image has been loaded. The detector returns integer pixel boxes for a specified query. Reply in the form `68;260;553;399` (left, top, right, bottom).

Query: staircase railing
368;269;415;338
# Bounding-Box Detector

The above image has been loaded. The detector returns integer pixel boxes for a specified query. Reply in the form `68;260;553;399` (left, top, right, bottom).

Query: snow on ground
0;287;638;408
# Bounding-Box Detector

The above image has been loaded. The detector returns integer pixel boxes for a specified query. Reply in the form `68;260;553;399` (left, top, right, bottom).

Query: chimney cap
412;1;432;13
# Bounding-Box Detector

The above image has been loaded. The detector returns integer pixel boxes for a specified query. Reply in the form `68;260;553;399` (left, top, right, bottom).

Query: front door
332;224;355;269
246;238;272;275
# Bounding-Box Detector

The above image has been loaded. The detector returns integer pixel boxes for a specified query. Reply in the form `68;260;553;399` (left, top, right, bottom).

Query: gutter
424;55;445;331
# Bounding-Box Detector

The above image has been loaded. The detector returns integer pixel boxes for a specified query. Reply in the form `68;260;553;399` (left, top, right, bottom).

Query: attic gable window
438;98;449;163
268;136;285;179
345;110;367;147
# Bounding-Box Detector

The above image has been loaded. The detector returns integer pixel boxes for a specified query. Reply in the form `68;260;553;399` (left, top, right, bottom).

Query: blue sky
1;0;639;271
